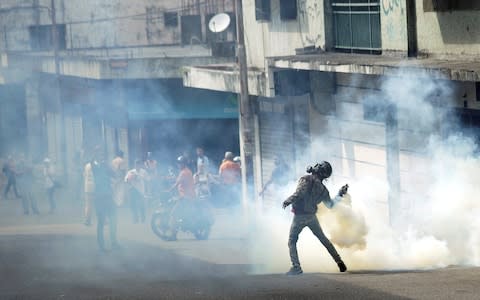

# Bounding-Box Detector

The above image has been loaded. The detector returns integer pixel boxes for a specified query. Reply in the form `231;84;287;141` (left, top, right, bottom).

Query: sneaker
286;266;303;275
337;261;347;272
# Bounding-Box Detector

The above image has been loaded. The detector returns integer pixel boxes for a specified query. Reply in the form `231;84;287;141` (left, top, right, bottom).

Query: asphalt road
0;196;479;300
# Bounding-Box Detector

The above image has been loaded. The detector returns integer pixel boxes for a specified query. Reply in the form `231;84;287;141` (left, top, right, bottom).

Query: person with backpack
282;161;349;275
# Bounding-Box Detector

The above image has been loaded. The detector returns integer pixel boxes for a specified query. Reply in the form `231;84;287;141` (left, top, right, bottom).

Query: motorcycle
150;194;214;241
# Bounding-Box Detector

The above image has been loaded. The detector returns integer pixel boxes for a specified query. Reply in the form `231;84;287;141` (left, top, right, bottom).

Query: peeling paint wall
416;1;480;59
243;0;326;69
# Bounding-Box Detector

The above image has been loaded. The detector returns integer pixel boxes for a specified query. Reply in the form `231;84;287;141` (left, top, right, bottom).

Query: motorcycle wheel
151;212;173;241
193;224;211;240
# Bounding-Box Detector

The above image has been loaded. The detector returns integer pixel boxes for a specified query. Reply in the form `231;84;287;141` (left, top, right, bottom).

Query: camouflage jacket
286;174;335;214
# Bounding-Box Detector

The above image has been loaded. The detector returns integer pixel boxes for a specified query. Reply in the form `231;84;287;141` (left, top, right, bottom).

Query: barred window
332;0;381;54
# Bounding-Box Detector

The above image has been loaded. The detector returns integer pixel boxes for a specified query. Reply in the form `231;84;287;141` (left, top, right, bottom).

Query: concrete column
385;103;401;227
25;77;44;161
44;76;65;178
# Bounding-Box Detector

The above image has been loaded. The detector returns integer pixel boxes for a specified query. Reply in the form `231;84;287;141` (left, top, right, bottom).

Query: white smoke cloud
248;69;480;274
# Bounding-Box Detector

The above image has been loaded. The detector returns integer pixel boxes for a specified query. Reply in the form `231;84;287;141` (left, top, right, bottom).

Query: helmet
177;155;187;165
224;151;234;160
306;161;332;179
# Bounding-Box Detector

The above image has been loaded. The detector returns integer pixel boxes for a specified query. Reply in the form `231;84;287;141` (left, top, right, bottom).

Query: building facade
184;0;480;224
0;0;238;191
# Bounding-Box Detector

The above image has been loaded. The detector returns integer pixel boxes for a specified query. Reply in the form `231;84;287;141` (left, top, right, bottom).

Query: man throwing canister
282;161;349;275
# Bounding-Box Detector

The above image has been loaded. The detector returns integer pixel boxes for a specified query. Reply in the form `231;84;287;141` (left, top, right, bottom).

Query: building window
181;15;202;44
164;12;178;27
280;0;297;20
255;0;271;21
423;0;480;11
332;0;381;54
29;24;66;51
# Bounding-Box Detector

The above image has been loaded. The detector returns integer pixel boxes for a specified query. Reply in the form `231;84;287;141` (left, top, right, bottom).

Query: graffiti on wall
297;0;323;46
381;0;404;15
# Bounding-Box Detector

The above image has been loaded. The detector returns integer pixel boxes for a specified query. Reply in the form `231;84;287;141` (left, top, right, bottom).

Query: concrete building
184;0;480;224
0;0;239;191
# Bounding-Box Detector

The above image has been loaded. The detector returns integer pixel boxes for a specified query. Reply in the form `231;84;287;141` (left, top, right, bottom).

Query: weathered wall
243;0;326;69
0;0;235;51
0;0;40;51
307;73;476;223
380;0;408;53
416;1;480;59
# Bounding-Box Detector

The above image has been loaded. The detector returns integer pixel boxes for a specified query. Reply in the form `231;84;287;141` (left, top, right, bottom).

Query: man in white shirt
196;147;210;173
83;160;95;225
125;159;149;223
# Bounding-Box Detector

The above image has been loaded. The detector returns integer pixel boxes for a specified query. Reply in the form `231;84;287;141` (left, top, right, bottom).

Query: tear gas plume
248;70;480;273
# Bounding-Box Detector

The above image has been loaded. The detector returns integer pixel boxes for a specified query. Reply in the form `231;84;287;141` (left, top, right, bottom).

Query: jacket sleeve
285;176;310;204
322;193;342;209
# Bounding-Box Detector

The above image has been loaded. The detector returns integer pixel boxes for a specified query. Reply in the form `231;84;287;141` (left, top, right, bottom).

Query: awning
127;80;238;120
182;64;269;96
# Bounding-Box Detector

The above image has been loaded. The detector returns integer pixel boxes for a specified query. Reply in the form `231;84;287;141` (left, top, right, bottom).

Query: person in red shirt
167;155;195;240
218;152;241;185
218;152;241;207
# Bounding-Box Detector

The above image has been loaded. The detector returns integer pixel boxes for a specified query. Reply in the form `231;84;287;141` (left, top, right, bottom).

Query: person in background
282;161;349;275
219;152;241;185
167;155;196;240
111;150;127;207
259;155;291;197
43;158;57;214
144;151;157;198
218;151;241;206
193;164;218;200
91;152;119;252
2;156;20;200
83;159;95;226
196;147;210;174
16;154;39;215
125;159;148;224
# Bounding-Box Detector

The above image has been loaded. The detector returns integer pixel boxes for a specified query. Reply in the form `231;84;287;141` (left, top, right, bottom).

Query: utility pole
49;0;65;179
235;0;255;209
50;0;60;76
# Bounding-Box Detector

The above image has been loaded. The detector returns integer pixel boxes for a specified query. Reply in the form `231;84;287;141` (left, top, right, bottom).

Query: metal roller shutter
258;95;310;210
258;97;294;210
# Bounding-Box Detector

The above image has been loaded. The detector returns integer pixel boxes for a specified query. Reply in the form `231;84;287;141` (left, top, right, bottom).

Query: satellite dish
208;13;231;33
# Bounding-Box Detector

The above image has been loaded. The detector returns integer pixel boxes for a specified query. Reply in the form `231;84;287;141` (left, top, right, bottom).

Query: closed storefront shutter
258;97;294;210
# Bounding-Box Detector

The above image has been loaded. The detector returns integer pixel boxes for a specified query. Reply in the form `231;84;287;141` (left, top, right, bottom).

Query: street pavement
0;195;479;299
